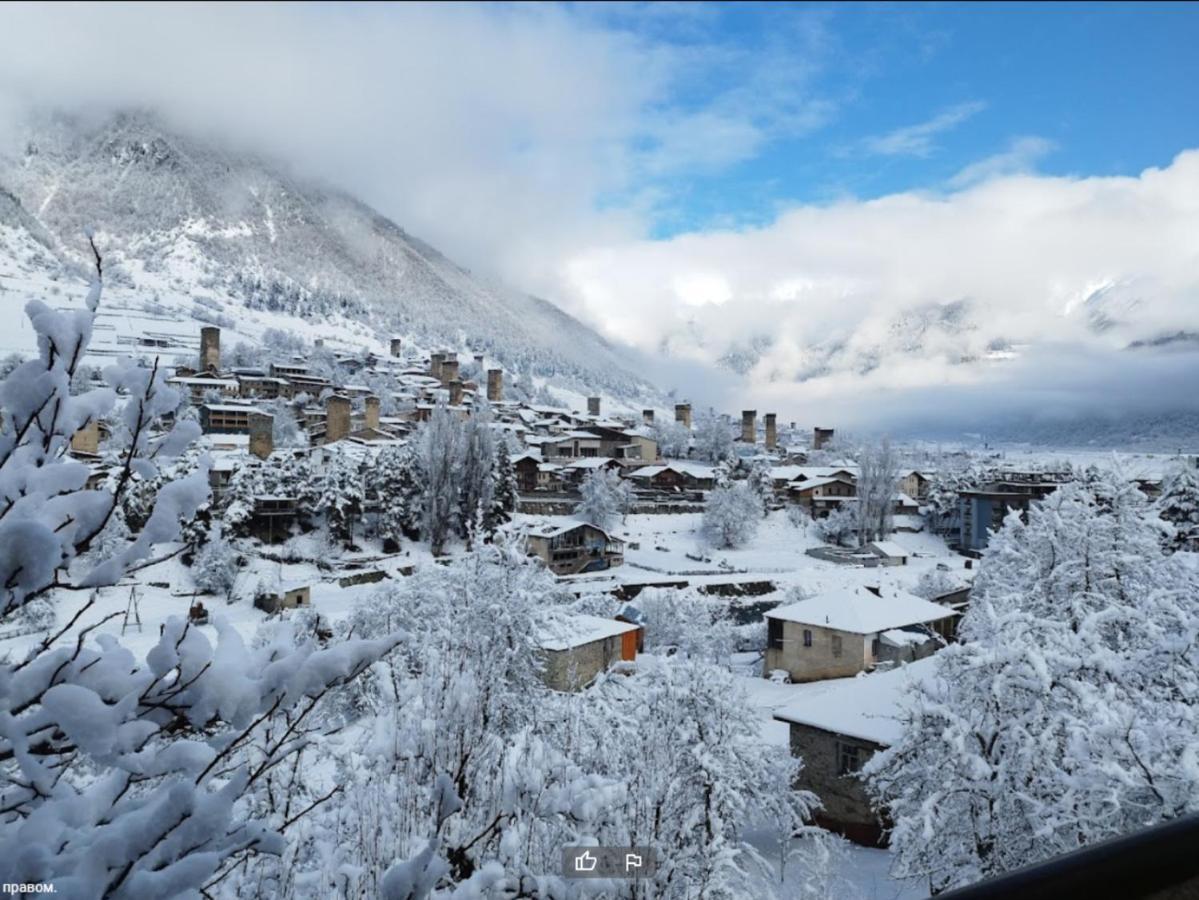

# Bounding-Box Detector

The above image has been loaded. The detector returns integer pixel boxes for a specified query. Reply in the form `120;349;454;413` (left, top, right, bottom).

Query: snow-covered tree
909;565;962;601
814;504;856;547
371;443;423;549
456;402;495;547
563;659;834;898
787;502;811;533
0;246;397;895
1157;462;1199;552
703;482;761;548
418;403;462;555
854;438;899;545
867;474;1199;893
651;419;691;458
692;409;734;463
487;441;518;533
746;457;775;516
316;450;365;546
193;526;239;600
576;468;631;531
633;588;737;662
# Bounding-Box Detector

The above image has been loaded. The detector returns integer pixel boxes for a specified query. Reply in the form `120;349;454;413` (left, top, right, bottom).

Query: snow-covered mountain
0;111;655;400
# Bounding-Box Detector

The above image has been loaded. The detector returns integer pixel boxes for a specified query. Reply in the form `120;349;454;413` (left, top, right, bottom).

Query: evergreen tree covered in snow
1157;462;1199;552
487;441;518;532
193;526;239;600
316;450;365;546
745;457;775;516
371;443;424;549
703;482;761;548
866;474;1199;893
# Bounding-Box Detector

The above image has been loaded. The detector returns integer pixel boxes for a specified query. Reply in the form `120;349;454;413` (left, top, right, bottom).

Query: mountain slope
0;111;654;398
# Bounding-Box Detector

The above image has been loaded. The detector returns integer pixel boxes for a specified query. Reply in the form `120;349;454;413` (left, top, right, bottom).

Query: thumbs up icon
575;850;598;872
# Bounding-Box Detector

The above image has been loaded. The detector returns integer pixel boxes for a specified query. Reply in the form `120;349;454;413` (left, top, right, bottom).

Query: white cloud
557;151;1199;425
949;135;1057;187
861;100;986;157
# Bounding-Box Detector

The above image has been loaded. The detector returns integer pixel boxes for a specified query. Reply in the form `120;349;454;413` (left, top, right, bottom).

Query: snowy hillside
0;111;656;399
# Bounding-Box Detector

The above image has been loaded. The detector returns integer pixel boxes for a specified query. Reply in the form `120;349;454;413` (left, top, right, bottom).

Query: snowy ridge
0;111;658;401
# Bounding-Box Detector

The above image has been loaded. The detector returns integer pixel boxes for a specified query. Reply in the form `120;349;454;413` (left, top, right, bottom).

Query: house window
767;618;783;651
837;741;862;776
831;634;843;658
803;629;812;648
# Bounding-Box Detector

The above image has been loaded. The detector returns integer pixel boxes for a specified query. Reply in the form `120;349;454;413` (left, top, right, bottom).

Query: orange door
621;629;638;661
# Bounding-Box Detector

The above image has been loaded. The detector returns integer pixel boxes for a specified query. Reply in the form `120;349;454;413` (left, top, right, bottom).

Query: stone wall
788;722;885;845
765;621;870;682
542;636;620;691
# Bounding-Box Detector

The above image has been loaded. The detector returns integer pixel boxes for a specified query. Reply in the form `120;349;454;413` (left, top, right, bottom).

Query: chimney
741;410;757;444
642;409;655;426
325;395;352;444
429;352;445;380
248;411;274;460
70;419;100;455
674;403;692;429
449;380;464;406
364;395;380;430
765;413;777;450
390;338;403;358
487;369;503;402
587;396;601;417
440;358;459;386
200;326;221;372
813;427;835;450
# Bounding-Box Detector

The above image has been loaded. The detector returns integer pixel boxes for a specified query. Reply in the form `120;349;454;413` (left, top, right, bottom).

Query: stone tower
248;411;274;461
741;410;757;444
364;395;381;430
642;409;655;426
325;396;352;444
487;369;503;402
813;427;835;451
764;413;777;450
390;338;403;358
200;326;220;372
587;397;601;417
674;403;692;429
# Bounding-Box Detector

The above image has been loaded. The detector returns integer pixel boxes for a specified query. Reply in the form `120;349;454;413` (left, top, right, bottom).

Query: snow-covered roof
766;586;952;634
523;517;615;541
537;613;639;651
564;457;621;469
627;461;714;479
893;492;920;507
202;404;262;413
868;541;910;558
787;476;853;492
773;657;939;745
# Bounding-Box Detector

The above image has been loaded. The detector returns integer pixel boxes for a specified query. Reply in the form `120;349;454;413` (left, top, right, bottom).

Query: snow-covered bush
0;251;397;895
867;474;1199;893
910;565;962;601
787;502;811;532
703;482;762;548
815;505;857;547
692;409;733;463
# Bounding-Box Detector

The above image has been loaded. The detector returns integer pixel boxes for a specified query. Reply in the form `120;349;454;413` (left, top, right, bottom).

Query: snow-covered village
2;5;1199;900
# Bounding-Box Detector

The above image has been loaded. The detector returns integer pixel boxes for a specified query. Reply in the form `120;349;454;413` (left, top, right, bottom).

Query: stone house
537;613;641;691
625;462;716;493
865;541;910;566
787;475;857;518
764;586;953;683
254;582;312;614
773;656;938;845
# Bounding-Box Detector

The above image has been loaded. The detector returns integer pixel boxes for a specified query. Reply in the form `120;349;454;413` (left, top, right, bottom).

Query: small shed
537;613;641;692
254;582;312;614
866;541;910;566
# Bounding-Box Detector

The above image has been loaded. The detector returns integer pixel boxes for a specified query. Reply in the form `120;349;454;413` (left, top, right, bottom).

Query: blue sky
595;2;1199;236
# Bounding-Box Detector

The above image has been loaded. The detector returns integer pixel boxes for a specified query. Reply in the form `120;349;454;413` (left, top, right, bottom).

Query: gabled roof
765;586;952;634
537;613;639;652
523;517;612;540
627;461;715;479
868;541;910;558
788;475;855;492
773;656;939;745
